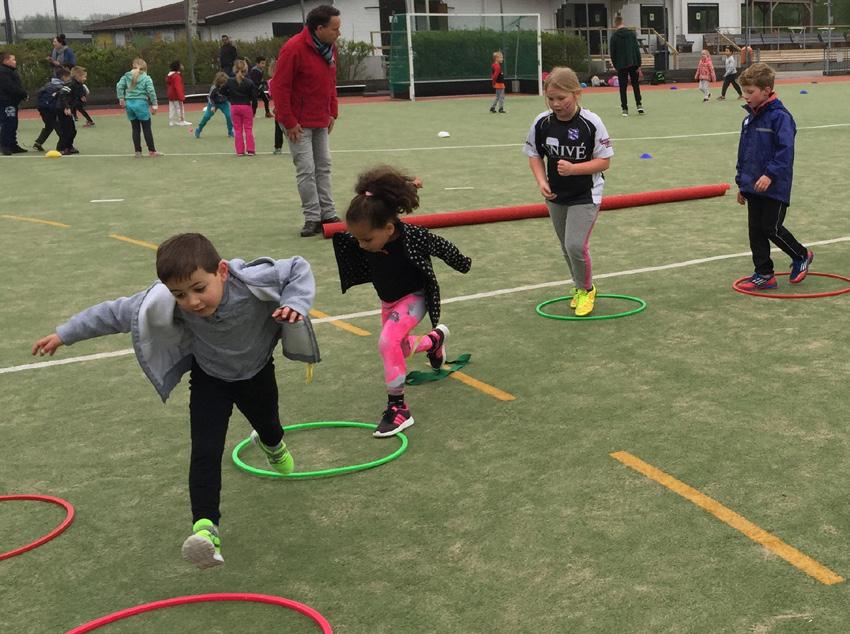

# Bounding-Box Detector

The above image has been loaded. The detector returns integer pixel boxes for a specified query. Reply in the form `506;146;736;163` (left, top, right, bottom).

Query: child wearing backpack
32;66;75;153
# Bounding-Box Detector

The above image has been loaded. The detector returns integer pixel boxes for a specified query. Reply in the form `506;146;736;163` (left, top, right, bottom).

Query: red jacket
694;57;716;82
269;27;338;130
166;71;185;101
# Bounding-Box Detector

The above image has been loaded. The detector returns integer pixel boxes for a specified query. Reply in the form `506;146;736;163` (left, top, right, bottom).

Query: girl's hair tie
364;191;374;197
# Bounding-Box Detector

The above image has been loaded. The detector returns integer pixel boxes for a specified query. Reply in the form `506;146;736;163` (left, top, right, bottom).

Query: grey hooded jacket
55;257;315;401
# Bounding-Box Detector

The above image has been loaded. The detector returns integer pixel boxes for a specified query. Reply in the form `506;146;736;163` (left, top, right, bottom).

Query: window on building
687;4;719;33
272;22;303;37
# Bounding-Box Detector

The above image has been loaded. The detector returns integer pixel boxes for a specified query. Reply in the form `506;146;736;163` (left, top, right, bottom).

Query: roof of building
85;0;301;32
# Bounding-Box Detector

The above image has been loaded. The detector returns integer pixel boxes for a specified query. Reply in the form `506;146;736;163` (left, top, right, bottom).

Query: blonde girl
116;58;161;157
694;49;716;101
524;67;614;316
489;50;506;113
223;59;258;155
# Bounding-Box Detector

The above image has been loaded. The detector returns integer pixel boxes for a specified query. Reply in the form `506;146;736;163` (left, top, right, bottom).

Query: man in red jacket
270;5;342;237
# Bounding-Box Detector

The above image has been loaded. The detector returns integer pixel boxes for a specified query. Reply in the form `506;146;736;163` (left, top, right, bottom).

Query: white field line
4;235;848;375
8;123;848;160
1;349;135;374
90;199;125;203
445;187;476;190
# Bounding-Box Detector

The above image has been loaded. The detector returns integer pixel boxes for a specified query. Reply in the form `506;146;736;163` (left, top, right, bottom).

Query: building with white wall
86;0;746;62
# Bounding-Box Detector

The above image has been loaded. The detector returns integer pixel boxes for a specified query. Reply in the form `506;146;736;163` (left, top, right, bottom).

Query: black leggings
72;106;94;124
188;358;284;524
130;119;156;152
274;120;284;150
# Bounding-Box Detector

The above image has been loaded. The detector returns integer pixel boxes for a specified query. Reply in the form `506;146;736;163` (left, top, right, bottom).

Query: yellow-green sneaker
181;519;223;569
574;286;597;317
250;430;294;474
569;287;579;309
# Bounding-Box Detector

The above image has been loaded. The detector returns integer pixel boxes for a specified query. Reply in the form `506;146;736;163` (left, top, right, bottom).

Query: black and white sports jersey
524;108;613;205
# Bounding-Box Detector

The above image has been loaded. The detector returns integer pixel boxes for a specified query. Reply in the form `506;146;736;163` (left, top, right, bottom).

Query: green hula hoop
535;293;647;321
232;421;408;479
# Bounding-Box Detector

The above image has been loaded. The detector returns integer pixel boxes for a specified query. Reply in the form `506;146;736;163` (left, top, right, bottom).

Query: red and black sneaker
738;273;778;291
425;324;450;370
374;404;414;438
789;250;814;284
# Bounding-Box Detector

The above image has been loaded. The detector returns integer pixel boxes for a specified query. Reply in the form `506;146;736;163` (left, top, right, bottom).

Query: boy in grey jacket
32;233;316;569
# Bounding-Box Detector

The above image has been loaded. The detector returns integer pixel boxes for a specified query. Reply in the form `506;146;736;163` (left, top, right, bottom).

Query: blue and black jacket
736;96;795;205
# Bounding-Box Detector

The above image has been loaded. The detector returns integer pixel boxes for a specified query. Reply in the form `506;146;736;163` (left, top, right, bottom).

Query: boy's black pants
746;194;807;276
721;72;742;97
34;108;57;145
188;358;284;525
72;106;94;124
0;104;20;148
56;111;76;151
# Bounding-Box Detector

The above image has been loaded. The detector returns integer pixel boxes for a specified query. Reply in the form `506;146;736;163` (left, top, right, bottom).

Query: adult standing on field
219;35;238;76
269;4;341;237
47;34;76;77
609;16;644;116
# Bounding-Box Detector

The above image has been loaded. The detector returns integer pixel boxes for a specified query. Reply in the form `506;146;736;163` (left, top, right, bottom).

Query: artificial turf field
2;78;850;633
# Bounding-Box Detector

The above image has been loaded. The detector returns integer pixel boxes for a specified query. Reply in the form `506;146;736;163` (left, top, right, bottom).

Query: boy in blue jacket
735;63;812;291
32;233;316;569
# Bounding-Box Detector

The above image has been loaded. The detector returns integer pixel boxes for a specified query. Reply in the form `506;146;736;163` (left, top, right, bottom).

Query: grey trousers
286;126;336;222
546;201;599;290
490;88;505;110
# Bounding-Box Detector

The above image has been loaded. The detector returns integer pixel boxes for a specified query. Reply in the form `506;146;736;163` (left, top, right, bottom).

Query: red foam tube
322;183;731;238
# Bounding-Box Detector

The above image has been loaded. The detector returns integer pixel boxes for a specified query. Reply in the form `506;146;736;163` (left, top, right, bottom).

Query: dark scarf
311;30;335;65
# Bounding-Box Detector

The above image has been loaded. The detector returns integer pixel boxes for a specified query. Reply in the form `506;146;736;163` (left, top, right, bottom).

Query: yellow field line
450;371;516;401
309;309;371;337
108;233;158;250
2;214;70;228
611;450;844;585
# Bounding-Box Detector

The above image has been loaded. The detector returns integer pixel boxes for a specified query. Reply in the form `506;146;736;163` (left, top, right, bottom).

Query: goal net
388;13;542;100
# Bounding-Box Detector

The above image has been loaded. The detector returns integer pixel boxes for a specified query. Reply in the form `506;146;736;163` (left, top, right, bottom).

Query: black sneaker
10;145;29;153
637;106;645;114
299;221;323;237
374;404;414;438
0;147;11;156
321;216;341;224
33;142;44;151
498;108;506;113
425;324;450;370
490;107;496;113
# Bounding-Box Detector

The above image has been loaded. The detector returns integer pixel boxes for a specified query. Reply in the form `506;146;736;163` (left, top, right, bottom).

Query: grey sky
8;0;176;20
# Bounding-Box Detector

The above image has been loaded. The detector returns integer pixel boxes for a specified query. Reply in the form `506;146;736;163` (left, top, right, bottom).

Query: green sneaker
181;519;223;569
569;287;579;309
250;430;295;474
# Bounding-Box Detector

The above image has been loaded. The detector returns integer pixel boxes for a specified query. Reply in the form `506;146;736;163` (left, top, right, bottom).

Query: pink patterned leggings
379;292;434;396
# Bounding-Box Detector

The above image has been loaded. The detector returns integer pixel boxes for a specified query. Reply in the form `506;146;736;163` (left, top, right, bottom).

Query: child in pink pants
223;59;258;155
332;167;472;438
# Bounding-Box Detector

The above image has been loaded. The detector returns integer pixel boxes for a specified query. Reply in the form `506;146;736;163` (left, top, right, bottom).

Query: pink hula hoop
66;593;333;633
0;494;75;561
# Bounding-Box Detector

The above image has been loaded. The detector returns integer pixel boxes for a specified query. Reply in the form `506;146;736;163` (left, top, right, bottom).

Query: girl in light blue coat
116;58;162;157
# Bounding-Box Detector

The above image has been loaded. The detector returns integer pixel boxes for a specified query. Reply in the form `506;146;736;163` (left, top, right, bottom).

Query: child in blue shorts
116;58;162;157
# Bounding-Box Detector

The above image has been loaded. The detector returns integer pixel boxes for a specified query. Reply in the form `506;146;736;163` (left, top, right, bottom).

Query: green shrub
3;36;288;92
541;32;590;73
336;39;375;81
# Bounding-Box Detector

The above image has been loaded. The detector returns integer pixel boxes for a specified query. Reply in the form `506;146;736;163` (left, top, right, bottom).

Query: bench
757;49;825;63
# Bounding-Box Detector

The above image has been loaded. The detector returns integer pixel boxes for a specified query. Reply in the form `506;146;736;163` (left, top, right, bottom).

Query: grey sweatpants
546;201;599;290
490;88;505;110
286;126;336;222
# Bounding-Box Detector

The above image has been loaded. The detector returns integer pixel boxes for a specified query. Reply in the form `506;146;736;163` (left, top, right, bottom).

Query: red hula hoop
66;593;333;633
0;494;75;561
732;272;850;299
